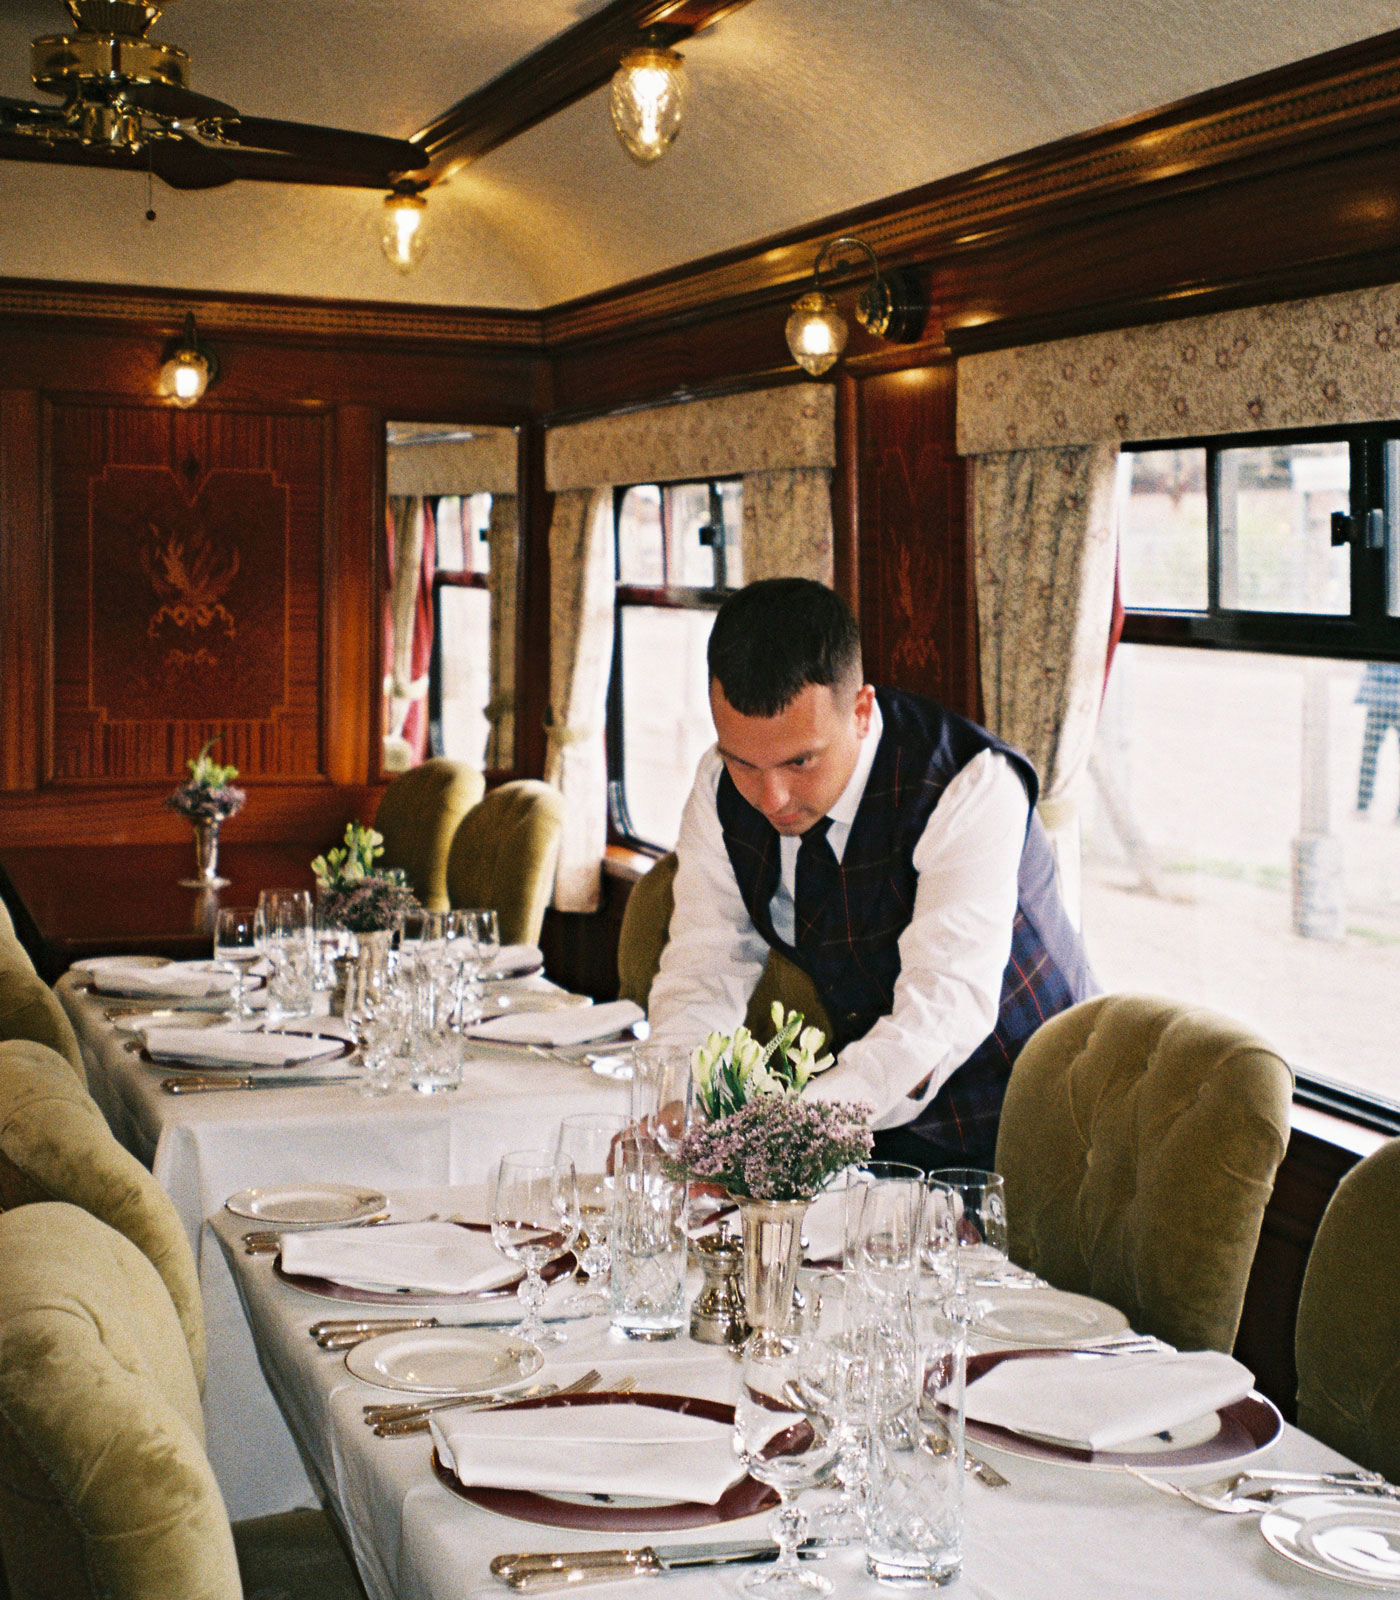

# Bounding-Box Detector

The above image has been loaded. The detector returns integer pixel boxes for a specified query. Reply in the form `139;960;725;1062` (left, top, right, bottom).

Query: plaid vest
716;688;1097;1167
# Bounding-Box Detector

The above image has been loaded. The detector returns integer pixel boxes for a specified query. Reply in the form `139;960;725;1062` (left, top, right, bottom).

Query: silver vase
179;818;230;889
738;1196;810;1348
331;927;394;1019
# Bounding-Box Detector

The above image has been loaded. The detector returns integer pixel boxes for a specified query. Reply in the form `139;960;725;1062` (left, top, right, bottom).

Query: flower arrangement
675;1003;872;1202
311;823;420;934
166;736;246;823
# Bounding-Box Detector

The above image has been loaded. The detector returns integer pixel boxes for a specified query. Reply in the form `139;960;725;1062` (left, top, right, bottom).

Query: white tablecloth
58;976;629;1519
208;1191;1372;1600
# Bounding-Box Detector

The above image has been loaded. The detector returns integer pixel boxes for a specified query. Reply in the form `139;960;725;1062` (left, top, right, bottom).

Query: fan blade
147;135;236;190
218;115;426;174
122;80;239;123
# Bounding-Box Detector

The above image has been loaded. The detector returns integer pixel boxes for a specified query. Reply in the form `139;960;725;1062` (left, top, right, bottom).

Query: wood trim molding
0;278;543;349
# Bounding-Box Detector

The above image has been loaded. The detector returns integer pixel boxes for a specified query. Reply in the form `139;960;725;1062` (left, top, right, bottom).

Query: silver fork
372;1368;604;1436
1126;1466;1391;1513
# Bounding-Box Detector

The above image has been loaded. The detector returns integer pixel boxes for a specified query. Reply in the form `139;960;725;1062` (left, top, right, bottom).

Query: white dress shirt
647;700;1032;1130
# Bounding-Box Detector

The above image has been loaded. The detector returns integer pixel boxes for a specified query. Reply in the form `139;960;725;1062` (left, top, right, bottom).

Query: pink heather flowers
311;823;420;934
675;1095;872;1202
167;736;245;822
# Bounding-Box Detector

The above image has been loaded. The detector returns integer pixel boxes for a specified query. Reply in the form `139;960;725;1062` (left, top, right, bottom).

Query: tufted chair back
373;759;486;913
1296;1137;1400;1479
0;1203;237;1600
994;993;1292;1353
0;900;83;1081
446;781;564;946
0;1039;205;1391
616;851;833;1043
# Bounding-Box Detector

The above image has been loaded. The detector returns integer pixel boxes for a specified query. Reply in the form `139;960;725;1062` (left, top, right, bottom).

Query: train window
607;480;743;850
1088;430;1400;1126
430;494;493;768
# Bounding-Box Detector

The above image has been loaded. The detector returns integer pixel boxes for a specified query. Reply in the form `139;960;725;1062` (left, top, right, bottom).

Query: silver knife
490;1543;823;1591
163;1073;360;1093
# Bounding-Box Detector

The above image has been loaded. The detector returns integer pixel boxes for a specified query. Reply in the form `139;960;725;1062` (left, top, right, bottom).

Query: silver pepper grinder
689;1231;749;1347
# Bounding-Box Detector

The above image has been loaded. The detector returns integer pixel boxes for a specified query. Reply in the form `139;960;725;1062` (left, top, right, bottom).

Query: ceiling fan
0;0;428;190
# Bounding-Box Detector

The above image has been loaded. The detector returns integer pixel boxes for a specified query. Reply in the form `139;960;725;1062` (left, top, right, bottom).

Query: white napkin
142;1026;345;1068
468;998;643;1047
279;1221;518;1294
488;944;544;977
802;1188;847;1264
431;1401;748;1504
961;1350;1255;1451
78;957;237;998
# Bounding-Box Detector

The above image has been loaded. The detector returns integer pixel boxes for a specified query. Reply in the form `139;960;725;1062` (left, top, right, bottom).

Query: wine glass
554;1112;627;1315
629;1043;693;1157
844;1175;924;1291
212;907;260;1018
927;1168;1010;1288
467;907;500;973
801;1272;873;1546
734;1332;840;1597
491;1150;580;1348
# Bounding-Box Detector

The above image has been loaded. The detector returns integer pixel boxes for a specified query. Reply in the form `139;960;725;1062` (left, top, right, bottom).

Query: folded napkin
802;1187;847;1264
78;957;237;998
488;944;544;977
142;1026;345;1069
961;1350;1255;1451
279;1221;518;1295
431;1401;747;1504
468;998;644;1048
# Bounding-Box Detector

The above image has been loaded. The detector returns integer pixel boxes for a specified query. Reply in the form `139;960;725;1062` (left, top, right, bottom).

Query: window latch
1331;509;1385;549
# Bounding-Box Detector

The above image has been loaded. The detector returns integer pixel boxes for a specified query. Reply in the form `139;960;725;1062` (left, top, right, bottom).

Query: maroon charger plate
430;1391;779;1532
963;1348;1283;1471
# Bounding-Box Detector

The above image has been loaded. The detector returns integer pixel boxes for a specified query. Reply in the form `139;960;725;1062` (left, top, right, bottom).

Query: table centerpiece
672;1002;871;1341
167;736;246;888
312;824;420;1015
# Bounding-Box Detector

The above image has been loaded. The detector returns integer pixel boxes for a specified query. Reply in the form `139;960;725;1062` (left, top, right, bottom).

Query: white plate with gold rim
1262;1495;1400;1590
971;1287;1130;1347
225;1184;387;1226
346;1326;542;1394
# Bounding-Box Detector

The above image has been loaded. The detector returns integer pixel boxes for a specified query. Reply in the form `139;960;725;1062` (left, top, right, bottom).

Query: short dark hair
707;579;862;716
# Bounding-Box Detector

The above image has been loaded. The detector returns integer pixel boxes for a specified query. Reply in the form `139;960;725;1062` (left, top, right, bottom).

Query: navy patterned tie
794;816;838;950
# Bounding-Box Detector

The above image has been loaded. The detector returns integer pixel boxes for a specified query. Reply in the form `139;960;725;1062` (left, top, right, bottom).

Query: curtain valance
957;281;1400;456
386;425;518;497
545;384;835;492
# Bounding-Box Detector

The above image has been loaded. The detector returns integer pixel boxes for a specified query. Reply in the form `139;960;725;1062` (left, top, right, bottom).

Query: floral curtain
740;469;835;585
485;493;518;771
972;445;1119;921
545;488;615;913
384;496;436;771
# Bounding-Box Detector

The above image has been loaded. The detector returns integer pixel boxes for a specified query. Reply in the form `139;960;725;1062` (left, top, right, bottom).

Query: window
607;479;743;849
1083;429;1400;1126
429;493;493;767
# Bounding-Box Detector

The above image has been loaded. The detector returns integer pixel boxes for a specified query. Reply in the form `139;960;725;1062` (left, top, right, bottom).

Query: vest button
846;1011;859;1022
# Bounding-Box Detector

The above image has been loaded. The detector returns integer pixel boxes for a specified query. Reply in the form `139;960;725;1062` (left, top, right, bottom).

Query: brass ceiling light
381;182;429;272
159;311;217;406
610;34;686;165
785;235;927;376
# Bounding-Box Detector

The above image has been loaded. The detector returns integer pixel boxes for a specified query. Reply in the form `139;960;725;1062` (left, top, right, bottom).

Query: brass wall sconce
159;312;218;406
785;235;927;375
381;181;429;272
610;32;687;165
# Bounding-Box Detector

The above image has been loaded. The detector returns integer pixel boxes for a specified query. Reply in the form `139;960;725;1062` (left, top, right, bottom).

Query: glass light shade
610;44;686;165
381;191;428;272
160;347;210;407
785;291;849;376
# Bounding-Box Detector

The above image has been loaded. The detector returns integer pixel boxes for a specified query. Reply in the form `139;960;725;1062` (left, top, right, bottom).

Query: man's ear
853;683;876;737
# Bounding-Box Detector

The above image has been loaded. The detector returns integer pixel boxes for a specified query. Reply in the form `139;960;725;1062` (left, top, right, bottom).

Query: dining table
55;970;631;1520
210;1182;1380;1600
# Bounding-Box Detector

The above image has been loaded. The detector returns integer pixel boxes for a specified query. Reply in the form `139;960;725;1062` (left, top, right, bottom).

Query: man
647;577;1097;1171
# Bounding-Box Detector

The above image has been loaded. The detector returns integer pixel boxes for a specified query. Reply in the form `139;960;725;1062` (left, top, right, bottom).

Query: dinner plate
431;1392;778;1532
1261;1495;1400;1590
345;1327;542;1395
224;1183;388;1225
971;1288;1130;1347
963;1349;1283;1472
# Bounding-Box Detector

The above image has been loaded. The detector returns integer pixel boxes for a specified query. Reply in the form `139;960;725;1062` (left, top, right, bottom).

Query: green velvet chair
0;1039;205;1392
1296;1137;1400;1479
0;1203;365;1600
615;850;833;1041
445;780;564;945
0;900;83;1081
373;758;486;913
993;992;1293;1354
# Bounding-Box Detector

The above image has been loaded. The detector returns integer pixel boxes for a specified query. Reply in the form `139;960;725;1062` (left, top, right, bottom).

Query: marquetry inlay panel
49;403;326;783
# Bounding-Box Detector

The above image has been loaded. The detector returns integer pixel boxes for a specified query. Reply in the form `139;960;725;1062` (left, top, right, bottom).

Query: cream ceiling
2;0;1399;310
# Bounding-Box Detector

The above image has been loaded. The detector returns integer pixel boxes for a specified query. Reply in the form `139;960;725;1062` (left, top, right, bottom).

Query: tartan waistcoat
716;687;1097;1164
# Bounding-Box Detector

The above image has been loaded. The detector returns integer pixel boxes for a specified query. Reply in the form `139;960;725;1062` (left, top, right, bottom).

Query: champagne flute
491;1150;580;1347
212;907;260;1018
554;1112;628;1315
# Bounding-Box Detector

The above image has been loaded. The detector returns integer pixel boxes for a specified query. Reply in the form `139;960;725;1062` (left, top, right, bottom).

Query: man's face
710;679;875;835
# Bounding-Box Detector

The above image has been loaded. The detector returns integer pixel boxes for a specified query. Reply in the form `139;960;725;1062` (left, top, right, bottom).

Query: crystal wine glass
554;1112;627;1315
734;1332;840;1598
629;1043;693;1157
927;1168;1010;1289
491;1149;580;1348
212;907;260;1018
